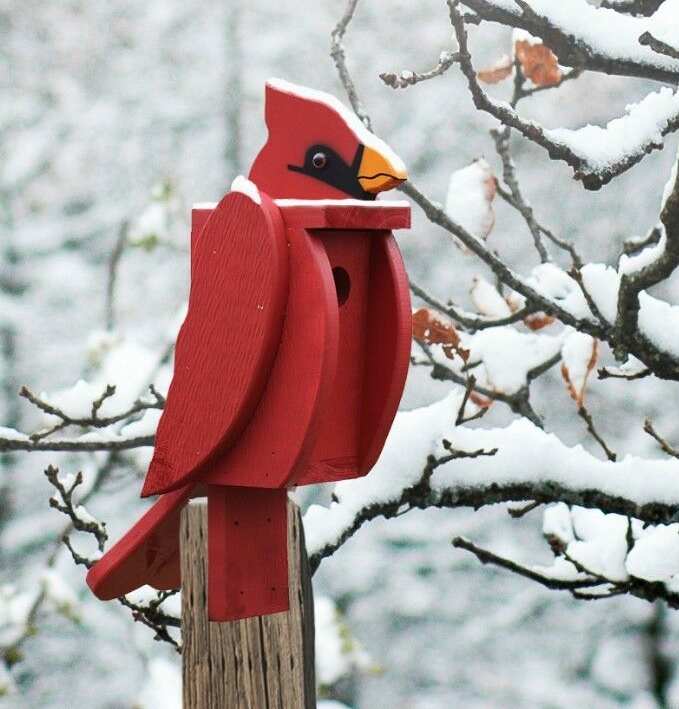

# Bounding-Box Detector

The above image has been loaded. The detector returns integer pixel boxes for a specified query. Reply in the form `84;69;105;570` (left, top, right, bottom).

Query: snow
469;276;512;318
42;570;78;616
0;427;28;441
531;557;584;582
542;503;574;545
560;330;597;403
626;524;679;581
230;175;261;204
480;0;679;74
275;198;410;208
128;201;170;246
119;409;162;438
445;159;496;241
315;596;372;688
305;393;679;558
40;379;104;419
266;78;406;175
465;326;563;394
567;508;629;581
134;657;181;709
618;230;666;275
41;339;159;421
546;88;679;172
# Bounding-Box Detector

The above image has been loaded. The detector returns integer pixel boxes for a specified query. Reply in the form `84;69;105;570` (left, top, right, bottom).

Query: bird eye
312;152;327;169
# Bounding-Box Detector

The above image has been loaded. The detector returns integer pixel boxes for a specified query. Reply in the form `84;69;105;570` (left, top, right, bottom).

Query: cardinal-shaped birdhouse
87;79;411;621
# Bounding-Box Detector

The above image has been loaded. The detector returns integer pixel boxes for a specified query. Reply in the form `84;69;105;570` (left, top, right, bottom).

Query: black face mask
287;144;376;200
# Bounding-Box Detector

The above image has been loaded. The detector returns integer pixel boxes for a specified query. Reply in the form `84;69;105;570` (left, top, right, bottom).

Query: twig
44;465;108;551
507;500;542;518
577;405;617;461
455;375;488;425
410;280;533;331
452;536;604;590
105;220;129;331
644;418;679;459
309;446;498;573
380;50;460;89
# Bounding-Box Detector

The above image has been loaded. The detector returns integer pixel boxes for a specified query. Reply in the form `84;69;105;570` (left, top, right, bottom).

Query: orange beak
357;145;408;194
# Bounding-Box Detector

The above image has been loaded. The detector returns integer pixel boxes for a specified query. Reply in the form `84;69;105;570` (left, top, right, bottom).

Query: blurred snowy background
3;1;679;707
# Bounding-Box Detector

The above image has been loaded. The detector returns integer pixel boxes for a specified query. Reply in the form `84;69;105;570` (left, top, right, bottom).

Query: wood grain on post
181;499;316;709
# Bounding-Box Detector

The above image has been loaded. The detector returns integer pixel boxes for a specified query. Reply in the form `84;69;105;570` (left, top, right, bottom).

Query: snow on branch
448;2;679;190
0;384;162;452
305;394;679;571
461;0;679;84
44;464;181;650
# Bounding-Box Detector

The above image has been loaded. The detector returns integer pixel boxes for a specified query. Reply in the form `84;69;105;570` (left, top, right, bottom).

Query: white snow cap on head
265;78;406;174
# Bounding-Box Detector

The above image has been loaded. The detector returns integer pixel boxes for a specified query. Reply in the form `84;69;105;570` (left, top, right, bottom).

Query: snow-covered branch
461;0;679;84
44;463;181;650
449;1;679;190
306;396;679;611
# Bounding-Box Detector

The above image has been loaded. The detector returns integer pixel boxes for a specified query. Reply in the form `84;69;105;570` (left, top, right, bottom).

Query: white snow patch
230;175;261;204
567;508;630;581
470;276;511;318
465;326;563;394
626;524;679;581
547;88;679;171
543;503;574;545
275;198;410;208
445;159;496;241
305;397;679;560
619;230;666;275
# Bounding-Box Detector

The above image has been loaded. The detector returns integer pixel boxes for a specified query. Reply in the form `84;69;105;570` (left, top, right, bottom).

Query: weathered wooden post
181;500;315;708
85;79;411;706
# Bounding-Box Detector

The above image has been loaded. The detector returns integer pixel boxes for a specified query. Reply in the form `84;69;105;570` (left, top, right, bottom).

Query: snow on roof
266;78;407;174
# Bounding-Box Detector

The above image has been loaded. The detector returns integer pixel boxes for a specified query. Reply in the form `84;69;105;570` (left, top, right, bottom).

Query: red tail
207;485;289;621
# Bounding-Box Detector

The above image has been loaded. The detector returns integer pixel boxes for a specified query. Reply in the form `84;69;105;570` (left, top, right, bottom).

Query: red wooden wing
86;485;194;600
141;191;288;496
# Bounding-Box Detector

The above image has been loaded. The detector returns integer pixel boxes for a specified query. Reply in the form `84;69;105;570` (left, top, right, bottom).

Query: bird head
249;79;407;200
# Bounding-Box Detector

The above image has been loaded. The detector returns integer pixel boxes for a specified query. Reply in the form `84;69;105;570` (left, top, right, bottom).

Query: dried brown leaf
515;40;562;87
477;55;513;84
412;308;470;362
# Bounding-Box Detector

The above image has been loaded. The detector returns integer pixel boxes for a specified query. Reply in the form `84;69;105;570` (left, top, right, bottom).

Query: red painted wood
86;485;193;600
359;232;412;473
249;84;368;201
202;225;338;489
293;230;411;486
88;79;414;622
274;202;410;230
297;231;370;482
141;191;289;496
207;485;288;621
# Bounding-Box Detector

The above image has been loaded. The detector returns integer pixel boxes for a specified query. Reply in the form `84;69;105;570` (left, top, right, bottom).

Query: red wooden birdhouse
87;79;411;622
